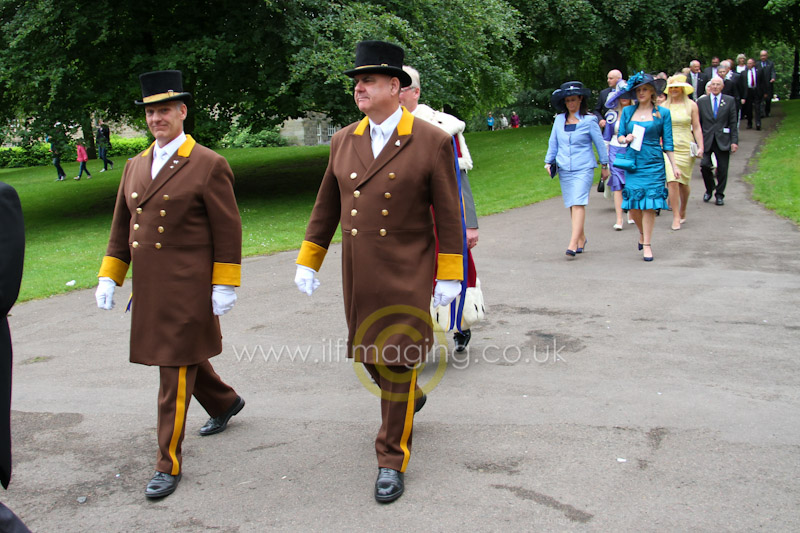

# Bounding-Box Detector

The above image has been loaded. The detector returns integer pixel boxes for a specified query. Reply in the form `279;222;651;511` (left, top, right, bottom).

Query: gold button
351;209;358;216
163;195;169;201
155;243;162;249
384;192;391;199
354;190;360;198
381;209;388;216
350;172;357;180
160;210;166;217
351;228;358;236
131;192;138;199
132;241;139;248
389;172;396;179
133;224;140;230
379;229;387;236
136;208;142;214
158;226;164;233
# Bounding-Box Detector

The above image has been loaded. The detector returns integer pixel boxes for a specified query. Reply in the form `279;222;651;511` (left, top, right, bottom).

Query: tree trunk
791;46;799;100
83;116;97;159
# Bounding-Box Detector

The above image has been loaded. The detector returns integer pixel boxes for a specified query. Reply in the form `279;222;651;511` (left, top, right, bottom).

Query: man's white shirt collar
369;106;402;159
151;131;186;179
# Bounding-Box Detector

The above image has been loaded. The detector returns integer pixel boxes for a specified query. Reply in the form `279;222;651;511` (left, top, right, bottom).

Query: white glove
433;279;462;308
212;285;237;316
294;265;320;296
95;277;116;310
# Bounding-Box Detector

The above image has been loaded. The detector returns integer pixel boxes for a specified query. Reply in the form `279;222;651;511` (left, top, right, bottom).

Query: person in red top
73;140;92;180
510;111;520;128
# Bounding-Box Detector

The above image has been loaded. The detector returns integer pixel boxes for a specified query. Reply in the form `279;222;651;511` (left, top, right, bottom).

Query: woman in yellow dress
662;74;703;230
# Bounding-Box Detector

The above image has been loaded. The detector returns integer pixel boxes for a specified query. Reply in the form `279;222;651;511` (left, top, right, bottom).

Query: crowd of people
545;51;775;262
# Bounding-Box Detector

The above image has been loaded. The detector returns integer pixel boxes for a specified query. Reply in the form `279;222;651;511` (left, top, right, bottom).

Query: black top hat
619;71;667;101
343;41;412;87
135;70;192;106
550;81;592;113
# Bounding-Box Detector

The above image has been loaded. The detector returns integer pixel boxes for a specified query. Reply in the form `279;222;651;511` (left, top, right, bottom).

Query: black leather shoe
199;396;244;436
375;467;404;503
716;197;724;206
454;329;471;352
414;393;426;413
145;471;181;498
703;193;712;202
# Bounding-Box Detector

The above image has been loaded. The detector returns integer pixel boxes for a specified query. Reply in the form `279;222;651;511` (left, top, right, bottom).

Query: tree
0;0;522;146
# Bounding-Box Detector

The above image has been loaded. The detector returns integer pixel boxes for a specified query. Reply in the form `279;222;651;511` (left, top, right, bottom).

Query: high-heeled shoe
565;249;576;257
576;238;587;253
638;233;644;251
642;244;653;262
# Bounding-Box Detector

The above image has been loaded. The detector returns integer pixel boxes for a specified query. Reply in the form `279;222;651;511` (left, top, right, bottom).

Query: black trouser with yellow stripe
157;361;238;475
363;364;421;473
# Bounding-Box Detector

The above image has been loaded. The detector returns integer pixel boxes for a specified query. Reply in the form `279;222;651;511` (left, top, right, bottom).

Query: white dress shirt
369;106;403;159
151;131;187;179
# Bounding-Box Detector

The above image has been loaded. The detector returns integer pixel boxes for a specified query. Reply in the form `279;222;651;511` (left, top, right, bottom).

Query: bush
220;124;287;148
108;136;151;157
0;143;57;168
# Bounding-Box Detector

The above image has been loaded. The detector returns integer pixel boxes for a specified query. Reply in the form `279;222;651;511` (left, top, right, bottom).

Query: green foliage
107;136;151;157
0;144;53;168
220;124;287;149
746;101;800;222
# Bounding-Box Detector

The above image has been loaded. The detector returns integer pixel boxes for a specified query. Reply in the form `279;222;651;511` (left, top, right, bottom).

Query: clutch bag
690;142;700;158
549;162;558;179
612;152;636;171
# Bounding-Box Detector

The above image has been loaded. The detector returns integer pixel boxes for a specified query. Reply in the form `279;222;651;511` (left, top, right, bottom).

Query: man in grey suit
698;78;739;206
759;50;776;117
687;60;707;100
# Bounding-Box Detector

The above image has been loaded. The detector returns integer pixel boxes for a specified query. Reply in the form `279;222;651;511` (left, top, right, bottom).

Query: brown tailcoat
299;108;463;365
101;136;242;366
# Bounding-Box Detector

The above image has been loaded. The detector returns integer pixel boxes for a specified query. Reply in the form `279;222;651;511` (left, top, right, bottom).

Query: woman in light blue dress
617;72;681;261
544;81;609;258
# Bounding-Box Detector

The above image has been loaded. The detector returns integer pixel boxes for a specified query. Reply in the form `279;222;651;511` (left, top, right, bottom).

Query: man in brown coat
95;70;245;499
294;41;464;503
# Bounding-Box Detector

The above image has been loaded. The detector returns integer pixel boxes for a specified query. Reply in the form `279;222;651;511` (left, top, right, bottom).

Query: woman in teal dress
617;72;681;261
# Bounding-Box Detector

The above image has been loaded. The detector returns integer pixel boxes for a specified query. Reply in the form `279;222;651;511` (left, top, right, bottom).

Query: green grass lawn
0;123;632;302
745;100;800;223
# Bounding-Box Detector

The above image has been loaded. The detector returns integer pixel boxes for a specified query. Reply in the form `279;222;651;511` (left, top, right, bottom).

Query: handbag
612;151;636;171
597;177;605;193
690;142;700;158
549;161;558;179
431;279;486;332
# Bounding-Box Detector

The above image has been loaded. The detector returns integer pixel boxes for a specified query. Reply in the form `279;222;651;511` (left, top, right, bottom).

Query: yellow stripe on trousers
398;368;417;473
168;366;188;476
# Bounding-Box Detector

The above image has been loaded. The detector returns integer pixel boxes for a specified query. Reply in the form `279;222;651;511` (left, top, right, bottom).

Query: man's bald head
607;69;622;87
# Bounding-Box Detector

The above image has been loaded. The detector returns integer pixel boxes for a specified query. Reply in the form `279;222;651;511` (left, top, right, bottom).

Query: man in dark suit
294;41;464;503
95;70;245;499
687;60;707;100
698;77;739;206
742;58;768;130
759;50;776;117
703;56;720;81
593;69;622;128
0;181;31;532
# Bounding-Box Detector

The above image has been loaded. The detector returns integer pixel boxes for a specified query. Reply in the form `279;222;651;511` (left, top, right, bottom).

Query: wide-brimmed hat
604;79;630;109
665;74;694;96
550;81;592;113
135;70;192;106
620;71;667;100
343;40;412;87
